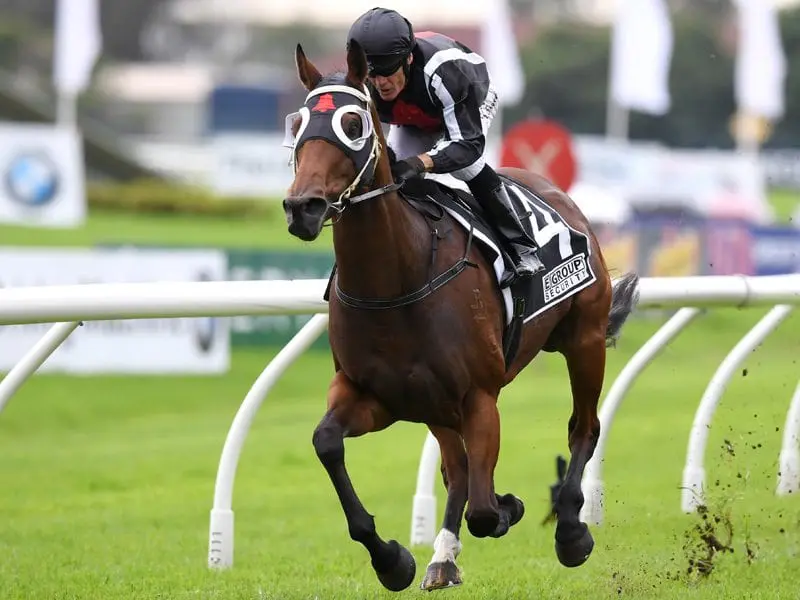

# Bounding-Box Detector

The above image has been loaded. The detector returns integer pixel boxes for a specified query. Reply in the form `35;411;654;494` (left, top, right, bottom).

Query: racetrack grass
0;209;333;252
1;307;799;599
768;189;800;224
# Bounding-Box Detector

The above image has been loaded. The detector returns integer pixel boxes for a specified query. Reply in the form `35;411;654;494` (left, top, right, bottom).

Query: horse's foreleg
312;371;415;592
554;333;605;568
420;426;467;591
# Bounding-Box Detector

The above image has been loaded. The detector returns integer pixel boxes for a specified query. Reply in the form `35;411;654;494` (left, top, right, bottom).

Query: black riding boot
468;166;545;287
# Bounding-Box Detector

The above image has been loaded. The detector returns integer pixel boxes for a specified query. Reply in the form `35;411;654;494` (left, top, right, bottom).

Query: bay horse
282;39;640;592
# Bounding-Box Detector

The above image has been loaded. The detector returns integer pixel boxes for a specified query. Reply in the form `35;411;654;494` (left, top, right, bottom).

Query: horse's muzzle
283;195;329;241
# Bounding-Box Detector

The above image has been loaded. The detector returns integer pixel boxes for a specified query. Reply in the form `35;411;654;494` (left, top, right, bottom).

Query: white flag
53;0;102;95
610;0;673;115
734;0;786;120
480;0;524;107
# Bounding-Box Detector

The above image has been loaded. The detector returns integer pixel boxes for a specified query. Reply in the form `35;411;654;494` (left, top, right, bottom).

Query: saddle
324;175;529;369
324;156;598;370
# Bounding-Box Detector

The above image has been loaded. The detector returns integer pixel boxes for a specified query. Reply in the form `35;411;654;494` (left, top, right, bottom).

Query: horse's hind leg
553;329;606;568
420;426;467;591
312;371;415;592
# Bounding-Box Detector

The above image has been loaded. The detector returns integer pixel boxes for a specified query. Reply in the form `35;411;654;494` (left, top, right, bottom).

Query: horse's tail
605;272;640;348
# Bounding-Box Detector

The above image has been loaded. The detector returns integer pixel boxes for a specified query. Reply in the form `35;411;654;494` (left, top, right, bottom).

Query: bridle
282;83;402;216
283;79;475;311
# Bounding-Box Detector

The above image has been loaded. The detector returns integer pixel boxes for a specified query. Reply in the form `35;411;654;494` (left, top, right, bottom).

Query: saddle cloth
405;173;598;326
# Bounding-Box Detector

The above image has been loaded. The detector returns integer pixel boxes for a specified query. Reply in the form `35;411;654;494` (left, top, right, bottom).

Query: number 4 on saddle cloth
323;174;597;368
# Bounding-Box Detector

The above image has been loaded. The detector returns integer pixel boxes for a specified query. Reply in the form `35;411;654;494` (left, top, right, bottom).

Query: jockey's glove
391;156;425;184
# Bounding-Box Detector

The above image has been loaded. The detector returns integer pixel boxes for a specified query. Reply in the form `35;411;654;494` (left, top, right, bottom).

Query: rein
289;83;476;310
327;179;479;310
333;203;478;310
346;181;404;206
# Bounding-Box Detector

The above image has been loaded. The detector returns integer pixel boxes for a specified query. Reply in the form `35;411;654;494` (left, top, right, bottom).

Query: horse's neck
332;191;429;298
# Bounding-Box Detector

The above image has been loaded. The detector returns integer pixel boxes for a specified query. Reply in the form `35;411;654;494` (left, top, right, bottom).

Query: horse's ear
295;43;322;91
346;38;368;85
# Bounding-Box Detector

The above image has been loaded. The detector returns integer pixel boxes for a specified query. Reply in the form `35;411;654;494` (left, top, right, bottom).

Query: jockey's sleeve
425;55;491;178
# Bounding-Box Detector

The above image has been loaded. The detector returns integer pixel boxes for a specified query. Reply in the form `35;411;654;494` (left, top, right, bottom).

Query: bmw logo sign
4;151;60;207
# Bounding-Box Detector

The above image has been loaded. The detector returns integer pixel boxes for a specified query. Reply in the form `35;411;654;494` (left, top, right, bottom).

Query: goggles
366;54;405;78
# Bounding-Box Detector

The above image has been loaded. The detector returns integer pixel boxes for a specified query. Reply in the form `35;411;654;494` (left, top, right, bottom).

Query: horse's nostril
306;197;329;217
283;196;327;212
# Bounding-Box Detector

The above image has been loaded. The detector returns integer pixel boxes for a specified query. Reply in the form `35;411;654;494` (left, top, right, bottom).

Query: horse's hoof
420;560;462;591
466;509;499;539
375;540;416;592
498;493;525;526
555;524;594;568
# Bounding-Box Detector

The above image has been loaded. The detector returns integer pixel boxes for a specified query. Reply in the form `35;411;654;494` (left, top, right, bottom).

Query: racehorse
282;39;640;592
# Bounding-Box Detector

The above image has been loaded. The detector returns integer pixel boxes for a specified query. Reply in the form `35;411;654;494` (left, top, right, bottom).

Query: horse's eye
345;116;363;140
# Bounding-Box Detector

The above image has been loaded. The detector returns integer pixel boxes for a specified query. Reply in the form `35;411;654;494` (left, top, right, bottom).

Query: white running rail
1;275;799;567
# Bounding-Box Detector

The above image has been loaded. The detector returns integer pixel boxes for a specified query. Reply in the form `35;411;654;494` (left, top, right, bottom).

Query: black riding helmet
347;7;415;77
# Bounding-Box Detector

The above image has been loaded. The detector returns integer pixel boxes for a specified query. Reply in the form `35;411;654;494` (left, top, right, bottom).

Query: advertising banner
750;225;800;276
226;249;333;348
0;247;229;374
0;123;86;228
211;133;294;199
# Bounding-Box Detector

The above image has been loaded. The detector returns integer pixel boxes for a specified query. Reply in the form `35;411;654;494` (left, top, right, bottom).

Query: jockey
347;7;544;287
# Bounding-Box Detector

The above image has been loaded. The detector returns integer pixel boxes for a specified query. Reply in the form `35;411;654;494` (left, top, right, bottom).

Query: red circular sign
499;119;577;192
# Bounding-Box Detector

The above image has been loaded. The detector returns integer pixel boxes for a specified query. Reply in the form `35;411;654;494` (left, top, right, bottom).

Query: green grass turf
1;307;799;599
768;189;800;224
0;190;798;597
0;209;332;252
